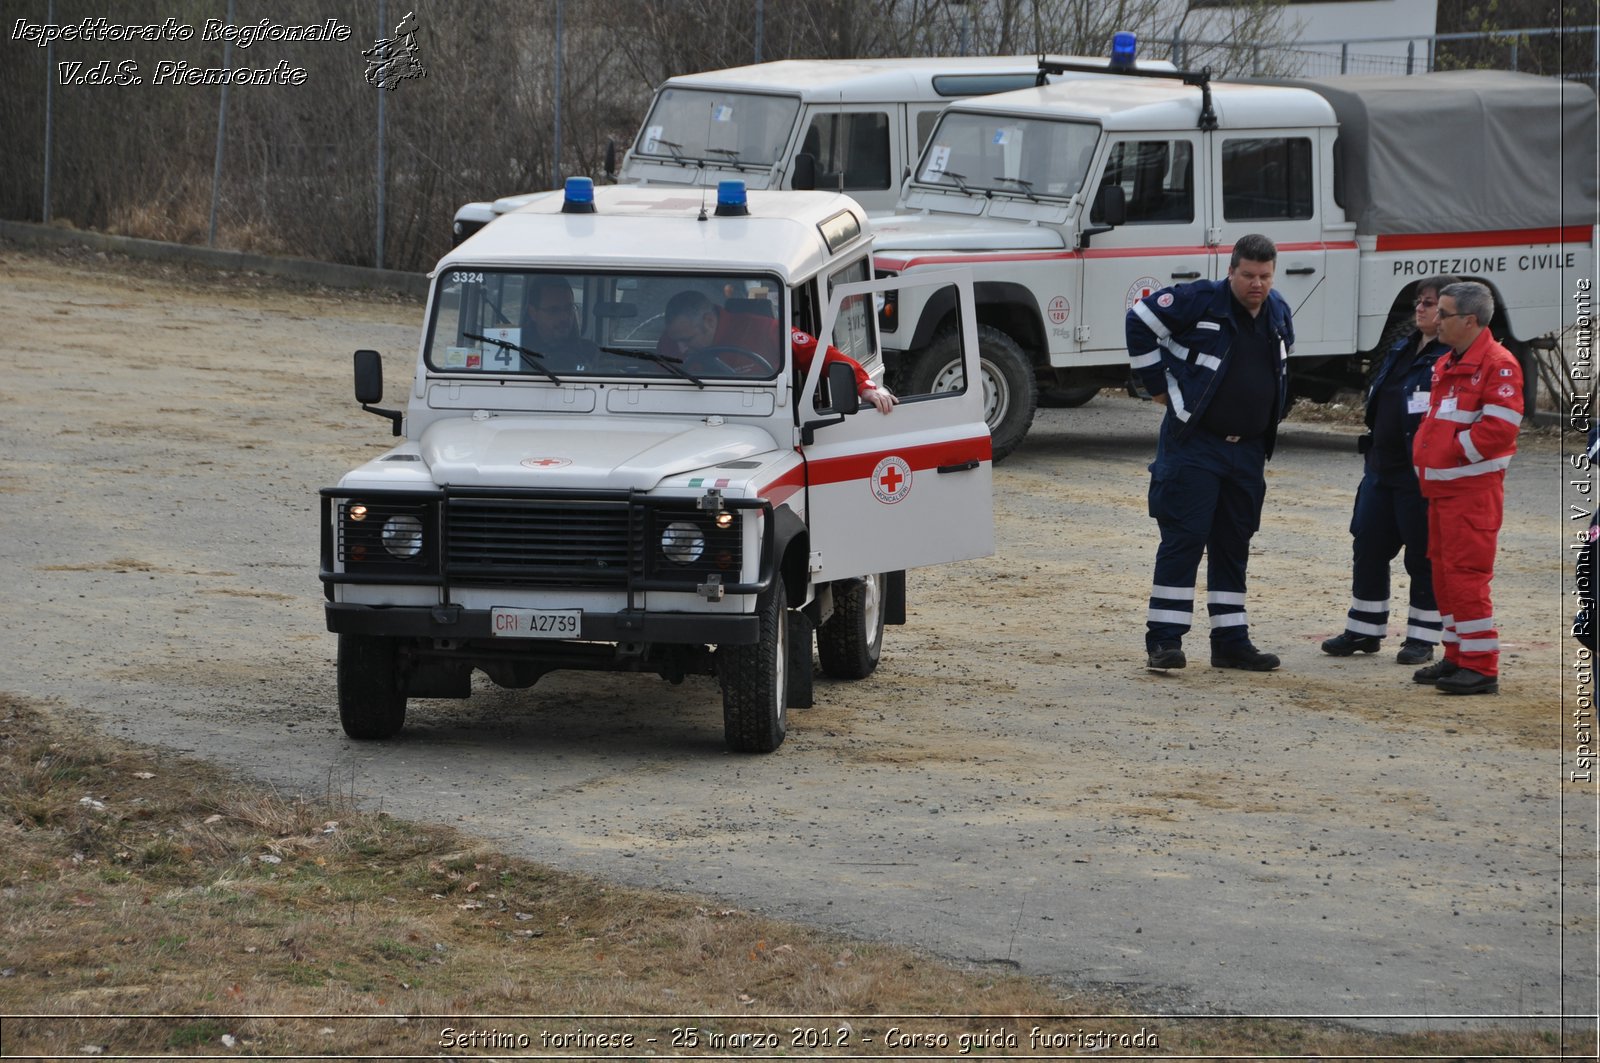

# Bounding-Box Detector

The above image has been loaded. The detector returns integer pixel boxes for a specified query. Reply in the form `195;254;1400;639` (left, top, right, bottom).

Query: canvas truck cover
1250;70;1598;236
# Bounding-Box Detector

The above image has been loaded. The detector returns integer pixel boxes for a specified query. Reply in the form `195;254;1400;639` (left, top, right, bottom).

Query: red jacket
1411;328;1523;497
787;326;873;393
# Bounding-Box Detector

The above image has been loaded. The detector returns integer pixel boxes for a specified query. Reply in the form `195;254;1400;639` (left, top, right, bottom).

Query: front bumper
320;487;775;601
325;602;760;645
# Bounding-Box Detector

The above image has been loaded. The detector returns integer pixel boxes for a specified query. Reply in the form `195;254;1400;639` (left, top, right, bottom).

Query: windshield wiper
599;345;705;388
706;147;760;172
648;138;706;170
929;169;972;195
991;176;1040;202
464;331;563;384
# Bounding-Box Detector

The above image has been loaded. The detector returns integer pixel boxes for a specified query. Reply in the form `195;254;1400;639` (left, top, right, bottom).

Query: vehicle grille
445;497;639;587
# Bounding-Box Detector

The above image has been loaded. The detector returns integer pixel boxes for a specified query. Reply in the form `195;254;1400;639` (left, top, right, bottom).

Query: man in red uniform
1411;281;1523;694
660;290;897;413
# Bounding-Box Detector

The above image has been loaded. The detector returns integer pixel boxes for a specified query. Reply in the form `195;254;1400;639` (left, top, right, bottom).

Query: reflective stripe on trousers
1145;422;1266;650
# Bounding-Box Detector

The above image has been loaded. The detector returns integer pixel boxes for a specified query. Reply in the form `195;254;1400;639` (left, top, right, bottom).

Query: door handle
1286;267;1316;275
1170;270;1201;280
937;460;980;474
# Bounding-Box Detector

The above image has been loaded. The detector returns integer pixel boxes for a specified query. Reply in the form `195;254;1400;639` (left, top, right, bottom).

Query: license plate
490;608;581;639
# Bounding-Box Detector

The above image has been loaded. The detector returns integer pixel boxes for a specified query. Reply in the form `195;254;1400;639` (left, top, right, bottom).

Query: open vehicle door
798;268;994;583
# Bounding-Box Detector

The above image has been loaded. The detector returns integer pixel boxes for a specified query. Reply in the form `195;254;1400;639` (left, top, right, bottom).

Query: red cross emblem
870;456;912;504
519;456;572;469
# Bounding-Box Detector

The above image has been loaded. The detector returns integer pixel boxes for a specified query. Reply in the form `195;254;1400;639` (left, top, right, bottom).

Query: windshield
425;269;786;383
915;112;1100;201
635;88;801;169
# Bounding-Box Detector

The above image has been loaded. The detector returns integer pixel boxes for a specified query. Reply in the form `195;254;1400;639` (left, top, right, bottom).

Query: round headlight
661;521;705;564
382;514;423;558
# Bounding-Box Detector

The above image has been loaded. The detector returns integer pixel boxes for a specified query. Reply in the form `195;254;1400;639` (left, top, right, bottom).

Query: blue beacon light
1109;31;1137;73
715;179;750;217
562;176;596;214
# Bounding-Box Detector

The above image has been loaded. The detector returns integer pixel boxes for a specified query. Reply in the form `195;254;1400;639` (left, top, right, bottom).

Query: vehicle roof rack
1035;56;1218;131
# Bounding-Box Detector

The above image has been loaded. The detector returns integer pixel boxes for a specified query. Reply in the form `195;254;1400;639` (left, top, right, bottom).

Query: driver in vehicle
522;276;603;368
659;290;897;413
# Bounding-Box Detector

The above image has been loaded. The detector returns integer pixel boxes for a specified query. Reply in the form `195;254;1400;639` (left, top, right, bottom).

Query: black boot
1321;631;1380;656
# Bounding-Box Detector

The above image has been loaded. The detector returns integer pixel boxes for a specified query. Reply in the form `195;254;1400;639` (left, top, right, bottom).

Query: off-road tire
1367;311;1417;388
719;579;789;753
817;573;886;680
907;324;1036;463
337;634;407;740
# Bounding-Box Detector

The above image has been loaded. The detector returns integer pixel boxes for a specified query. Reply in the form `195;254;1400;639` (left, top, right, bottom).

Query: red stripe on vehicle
757;466;806;507
877;241;1359;272
1376;227;1594;251
803;436;992;486
875;250;1079;271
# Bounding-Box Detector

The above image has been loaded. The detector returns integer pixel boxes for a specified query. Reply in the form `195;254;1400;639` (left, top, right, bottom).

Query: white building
1180;0;1440;76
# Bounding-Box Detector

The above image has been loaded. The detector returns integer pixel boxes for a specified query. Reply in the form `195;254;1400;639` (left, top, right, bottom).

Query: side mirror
791;153;817;191
1094;183;1127;227
800;359;862;445
823;360;861;415
354;349;384;404
1079;184;1126;249
604;139;617;180
353;349;403;436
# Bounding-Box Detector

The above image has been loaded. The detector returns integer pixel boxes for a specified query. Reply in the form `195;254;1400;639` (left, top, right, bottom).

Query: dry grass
0;693;1587;1059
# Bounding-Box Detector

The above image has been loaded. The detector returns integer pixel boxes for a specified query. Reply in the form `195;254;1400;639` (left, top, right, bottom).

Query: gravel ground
1;244;1592;1028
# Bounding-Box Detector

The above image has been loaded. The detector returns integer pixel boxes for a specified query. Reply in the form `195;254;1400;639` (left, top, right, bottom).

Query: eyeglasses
1413;299;1437;308
1436;311;1468;320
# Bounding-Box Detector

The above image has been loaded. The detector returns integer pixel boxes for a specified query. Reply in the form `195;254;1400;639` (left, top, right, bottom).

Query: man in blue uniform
1126;234;1293;672
1320;275;1456;665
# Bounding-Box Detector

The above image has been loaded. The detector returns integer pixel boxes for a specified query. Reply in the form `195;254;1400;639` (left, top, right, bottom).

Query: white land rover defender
450;53;1173;246
875;55;1597;459
323;181;994;753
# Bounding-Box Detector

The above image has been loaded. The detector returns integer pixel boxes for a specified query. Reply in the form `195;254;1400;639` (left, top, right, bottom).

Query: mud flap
786;609;814;709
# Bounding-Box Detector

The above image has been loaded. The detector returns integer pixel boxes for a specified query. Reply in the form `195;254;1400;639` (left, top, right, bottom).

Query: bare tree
0;0;1310;272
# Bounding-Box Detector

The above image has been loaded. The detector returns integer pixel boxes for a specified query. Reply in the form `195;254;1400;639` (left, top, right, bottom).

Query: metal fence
4;6;1593;274
1169;25;1599;87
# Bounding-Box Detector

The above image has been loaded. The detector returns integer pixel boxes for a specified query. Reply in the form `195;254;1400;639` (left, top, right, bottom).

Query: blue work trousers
1144;421;1266;651
1342;472;1439;643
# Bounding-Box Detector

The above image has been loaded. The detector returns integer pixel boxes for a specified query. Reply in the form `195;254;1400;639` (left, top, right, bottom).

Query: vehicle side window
825;257;873;365
1222;137;1313;220
800;112;891;191
914;109;941;153
1092;140;1194;224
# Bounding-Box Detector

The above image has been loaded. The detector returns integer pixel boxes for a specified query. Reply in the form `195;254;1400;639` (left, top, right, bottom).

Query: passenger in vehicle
659;290;896;413
522;276;601;368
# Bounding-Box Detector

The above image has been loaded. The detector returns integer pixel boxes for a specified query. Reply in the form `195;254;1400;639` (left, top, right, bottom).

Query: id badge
1407;391;1430;414
1439;397;1458;414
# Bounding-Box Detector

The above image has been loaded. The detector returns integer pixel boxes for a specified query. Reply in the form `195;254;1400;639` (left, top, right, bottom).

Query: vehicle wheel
337;634;407;740
907;324;1036;462
1038;385;1100;408
817;573;886;679
719;579;788;753
1369;311;1416;387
